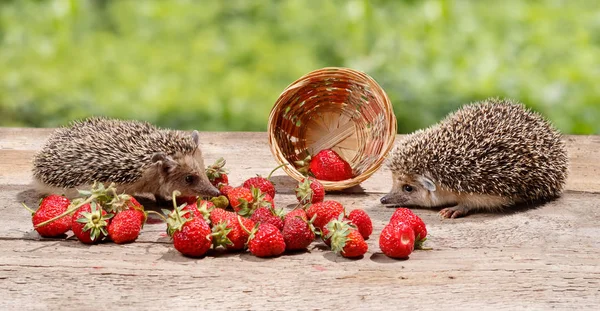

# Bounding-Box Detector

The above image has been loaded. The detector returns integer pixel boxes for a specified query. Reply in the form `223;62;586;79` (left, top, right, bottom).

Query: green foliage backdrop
1;0;599;134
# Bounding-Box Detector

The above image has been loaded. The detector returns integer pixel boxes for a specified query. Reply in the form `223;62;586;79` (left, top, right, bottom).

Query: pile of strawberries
25;183;146;244
26;150;429;260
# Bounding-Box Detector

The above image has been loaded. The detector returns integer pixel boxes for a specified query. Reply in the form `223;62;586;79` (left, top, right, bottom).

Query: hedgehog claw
439;206;468;219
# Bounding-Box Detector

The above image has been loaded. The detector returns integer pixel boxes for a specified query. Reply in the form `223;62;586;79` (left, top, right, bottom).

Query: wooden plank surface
1;128;599;310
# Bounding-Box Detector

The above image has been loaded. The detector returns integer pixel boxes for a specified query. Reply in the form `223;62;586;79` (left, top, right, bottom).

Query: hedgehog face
151;149;220;198
380;173;439;207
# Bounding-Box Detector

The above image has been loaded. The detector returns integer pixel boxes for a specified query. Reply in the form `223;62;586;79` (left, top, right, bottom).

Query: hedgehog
380;98;569;218
32;117;221;200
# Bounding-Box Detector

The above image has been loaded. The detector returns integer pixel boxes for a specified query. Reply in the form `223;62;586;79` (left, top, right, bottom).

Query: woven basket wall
268;67;397;191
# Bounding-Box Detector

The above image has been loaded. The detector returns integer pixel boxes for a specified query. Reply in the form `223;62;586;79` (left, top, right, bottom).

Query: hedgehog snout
204;185;221;197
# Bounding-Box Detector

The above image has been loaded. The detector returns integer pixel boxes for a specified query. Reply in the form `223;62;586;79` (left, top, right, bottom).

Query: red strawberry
229;186;273;217
26;194;71;238
296;149;353;181
210;212;255;251
247;223;286;257
227;187;253;213
282;209;316;251
209;207;234;225
206;157;229;187
326;217;368;258
72;202;112;244
108;210;143;244
124;196;146;224
243;176;276;199
379;221;415;259
250;207;284;231
294;177;325;204
166;204;212;257
176;196;198;206
347;209;373;239
390;208;427;248
305;200;345;231
242;164;287;198
182;200;213;222
218;184;234;196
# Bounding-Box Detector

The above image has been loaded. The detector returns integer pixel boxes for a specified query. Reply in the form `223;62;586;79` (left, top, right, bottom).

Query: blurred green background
1;0;599;134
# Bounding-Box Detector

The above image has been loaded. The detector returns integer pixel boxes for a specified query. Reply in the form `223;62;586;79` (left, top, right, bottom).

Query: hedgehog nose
207;186;221;198
380;194;391;205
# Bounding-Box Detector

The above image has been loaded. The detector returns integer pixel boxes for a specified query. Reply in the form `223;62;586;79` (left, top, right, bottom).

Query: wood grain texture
0;128;599;310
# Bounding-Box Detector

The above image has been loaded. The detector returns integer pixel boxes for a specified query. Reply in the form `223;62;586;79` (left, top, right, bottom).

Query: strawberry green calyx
295;178;314;204
210;221;234;247
196;201;214;223
324;214;353;253
76;201;113;242
294;155;312;176
163;190;192;237
237;187;270;217
206;157;228;180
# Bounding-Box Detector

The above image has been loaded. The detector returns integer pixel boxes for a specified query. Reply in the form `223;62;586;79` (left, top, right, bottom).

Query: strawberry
389;208;427;248
294;177;325;204
305;200;345;231
25;194;71;238
227;187;253;213
246;223;286;257
108;210;143;244
218;184;234;196
210;211;255;251
243;177;275;199
320;215;351;246
176;196;199;206
326;217;368;258
282;209;316;251
182;200;213;222
209;195;230;209
242;164;287;198
124;196;146;224
206;157;229;187
165;204;212;257
228;186;273;216
295;149;353;181
72;202;112;244
379;221;415;259
250;207;284;231
347;209;373;239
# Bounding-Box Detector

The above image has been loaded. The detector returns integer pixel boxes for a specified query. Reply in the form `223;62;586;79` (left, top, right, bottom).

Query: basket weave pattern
268;67;397;190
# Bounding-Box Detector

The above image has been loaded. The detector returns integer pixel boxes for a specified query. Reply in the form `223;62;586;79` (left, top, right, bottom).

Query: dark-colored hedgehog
32;117;220;200
380;98;569;218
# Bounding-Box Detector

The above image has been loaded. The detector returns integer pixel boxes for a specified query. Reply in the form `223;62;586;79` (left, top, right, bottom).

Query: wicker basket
268;67;397;191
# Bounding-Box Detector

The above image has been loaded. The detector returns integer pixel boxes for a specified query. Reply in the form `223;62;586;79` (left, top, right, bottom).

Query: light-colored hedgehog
32;117;221;200
380;98;569;218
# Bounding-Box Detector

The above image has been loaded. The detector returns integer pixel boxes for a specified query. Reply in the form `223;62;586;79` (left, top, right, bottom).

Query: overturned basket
268;67;397;191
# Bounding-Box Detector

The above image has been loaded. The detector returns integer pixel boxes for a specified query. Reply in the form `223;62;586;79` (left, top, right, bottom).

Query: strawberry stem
146;210;168;222
171;190;182;210
266;163;289;180
34;194;96;228
237;215;251;234
21;202;35;215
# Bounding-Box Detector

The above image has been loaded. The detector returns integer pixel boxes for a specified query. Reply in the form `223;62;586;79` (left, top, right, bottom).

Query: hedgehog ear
418;176;436;192
191;130;200;147
151;152;178;172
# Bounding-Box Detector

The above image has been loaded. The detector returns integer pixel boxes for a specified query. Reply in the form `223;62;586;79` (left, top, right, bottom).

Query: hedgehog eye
403;185;413;193
184;175;195;184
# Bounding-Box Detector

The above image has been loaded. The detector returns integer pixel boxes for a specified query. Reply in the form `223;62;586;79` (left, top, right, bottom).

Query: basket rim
267;67;397;191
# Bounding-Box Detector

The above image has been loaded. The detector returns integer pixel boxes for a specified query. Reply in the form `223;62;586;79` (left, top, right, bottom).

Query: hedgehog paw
439;206;469;219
